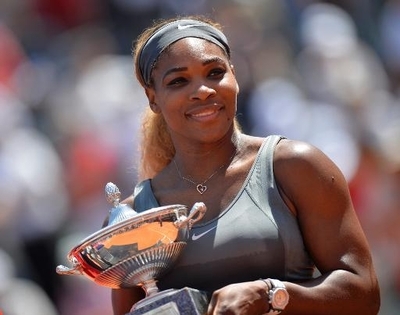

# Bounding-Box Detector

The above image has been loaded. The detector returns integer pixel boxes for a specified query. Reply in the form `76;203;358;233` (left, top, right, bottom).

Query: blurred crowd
0;0;399;314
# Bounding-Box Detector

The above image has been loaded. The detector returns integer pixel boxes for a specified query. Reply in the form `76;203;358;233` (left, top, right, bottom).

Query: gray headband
138;19;230;86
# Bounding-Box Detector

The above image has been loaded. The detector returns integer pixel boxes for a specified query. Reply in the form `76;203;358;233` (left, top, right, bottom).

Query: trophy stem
141;279;160;297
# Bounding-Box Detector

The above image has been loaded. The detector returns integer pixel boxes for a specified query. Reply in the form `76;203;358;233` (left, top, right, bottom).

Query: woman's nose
190;83;216;100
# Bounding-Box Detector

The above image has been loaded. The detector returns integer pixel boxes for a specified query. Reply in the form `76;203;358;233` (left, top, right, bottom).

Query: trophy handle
56;258;83;275
175;202;207;229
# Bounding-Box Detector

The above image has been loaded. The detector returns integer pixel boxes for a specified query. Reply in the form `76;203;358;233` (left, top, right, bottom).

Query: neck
172;131;241;180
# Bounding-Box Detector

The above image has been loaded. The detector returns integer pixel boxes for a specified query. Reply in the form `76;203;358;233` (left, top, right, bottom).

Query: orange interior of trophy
102;222;179;251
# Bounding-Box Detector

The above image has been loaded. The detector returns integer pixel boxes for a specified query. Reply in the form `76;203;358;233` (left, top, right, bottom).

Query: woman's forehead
159;37;229;63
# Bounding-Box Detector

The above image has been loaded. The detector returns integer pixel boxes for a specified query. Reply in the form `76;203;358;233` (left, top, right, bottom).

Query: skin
112;35;380;315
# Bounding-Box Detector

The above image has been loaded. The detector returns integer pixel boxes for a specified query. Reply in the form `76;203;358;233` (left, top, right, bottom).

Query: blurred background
0;0;399;314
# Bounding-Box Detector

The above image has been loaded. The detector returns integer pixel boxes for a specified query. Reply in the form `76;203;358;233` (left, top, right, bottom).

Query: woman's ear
230;64;236;75
230;64;240;94
145;87;155;104
145;88;161;113
149;103;161;113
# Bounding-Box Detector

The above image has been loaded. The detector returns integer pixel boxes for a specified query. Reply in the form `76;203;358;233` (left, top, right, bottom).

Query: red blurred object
65;131;119;207
0;23;26;91
34;0;104;29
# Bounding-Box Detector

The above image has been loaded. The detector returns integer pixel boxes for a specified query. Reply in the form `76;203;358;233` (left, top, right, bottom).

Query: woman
112;16;380;315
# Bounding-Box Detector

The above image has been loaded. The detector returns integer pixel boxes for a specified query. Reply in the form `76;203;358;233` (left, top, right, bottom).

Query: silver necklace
173;151;236;195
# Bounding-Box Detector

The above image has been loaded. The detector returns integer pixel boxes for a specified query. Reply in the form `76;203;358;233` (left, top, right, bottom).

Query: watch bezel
270;287;289;310
266;278;289;314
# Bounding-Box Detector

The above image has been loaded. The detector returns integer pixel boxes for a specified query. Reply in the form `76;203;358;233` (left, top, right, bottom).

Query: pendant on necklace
196;184;207;195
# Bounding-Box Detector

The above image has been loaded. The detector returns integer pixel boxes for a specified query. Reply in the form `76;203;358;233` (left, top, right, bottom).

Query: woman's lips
186;104;222;121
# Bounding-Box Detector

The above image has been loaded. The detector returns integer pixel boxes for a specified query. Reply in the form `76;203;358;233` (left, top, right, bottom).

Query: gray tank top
133;135;315;293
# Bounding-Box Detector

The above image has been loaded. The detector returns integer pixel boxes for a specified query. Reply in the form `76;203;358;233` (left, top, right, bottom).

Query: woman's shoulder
273;137;347;191
273;138;332;168
242;135;318;161
242;135;334;174
113;179;153;209
272;137;349;217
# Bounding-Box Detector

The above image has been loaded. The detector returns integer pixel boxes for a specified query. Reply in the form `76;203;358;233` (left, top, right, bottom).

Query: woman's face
146;37;239;144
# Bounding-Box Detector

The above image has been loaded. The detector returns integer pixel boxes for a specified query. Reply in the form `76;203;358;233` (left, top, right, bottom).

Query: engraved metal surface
56;183;207;291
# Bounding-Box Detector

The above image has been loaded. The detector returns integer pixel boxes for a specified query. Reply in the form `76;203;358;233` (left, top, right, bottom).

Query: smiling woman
108;15;380;315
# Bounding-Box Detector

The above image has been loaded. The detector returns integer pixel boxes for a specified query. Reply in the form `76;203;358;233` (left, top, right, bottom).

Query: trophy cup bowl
56;183;207;304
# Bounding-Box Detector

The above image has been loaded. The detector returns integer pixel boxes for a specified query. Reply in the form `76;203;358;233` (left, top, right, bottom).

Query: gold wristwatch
265;278;289;314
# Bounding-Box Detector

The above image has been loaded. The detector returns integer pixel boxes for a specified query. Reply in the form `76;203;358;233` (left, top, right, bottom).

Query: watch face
272;288;289;309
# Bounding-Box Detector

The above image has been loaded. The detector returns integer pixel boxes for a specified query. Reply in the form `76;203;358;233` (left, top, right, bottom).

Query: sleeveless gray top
133;135;315;293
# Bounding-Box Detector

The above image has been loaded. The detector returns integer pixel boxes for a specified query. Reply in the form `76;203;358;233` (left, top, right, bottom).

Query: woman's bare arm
273;139;380;314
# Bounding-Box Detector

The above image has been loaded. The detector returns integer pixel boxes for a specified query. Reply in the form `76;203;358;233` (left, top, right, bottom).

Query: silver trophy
56;182;207;314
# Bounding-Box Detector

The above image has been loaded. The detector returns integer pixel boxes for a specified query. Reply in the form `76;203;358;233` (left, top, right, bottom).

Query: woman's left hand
207;281;269;315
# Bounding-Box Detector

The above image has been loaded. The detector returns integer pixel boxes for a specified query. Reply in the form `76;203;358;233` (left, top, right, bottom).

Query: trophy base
128;287;208;315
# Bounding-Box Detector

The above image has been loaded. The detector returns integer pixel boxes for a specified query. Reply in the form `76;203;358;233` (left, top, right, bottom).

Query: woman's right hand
207;280;270;315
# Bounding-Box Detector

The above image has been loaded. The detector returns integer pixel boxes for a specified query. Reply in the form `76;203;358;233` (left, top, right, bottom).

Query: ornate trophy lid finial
105;182;136;225
105;182;121;207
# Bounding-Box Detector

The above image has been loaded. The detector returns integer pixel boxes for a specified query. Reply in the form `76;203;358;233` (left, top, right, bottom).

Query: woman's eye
209;68;225;78
167;77;187;86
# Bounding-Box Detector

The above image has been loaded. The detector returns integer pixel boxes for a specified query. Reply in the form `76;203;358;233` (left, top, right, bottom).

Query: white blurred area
0;249;58;315
0;0;400;314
